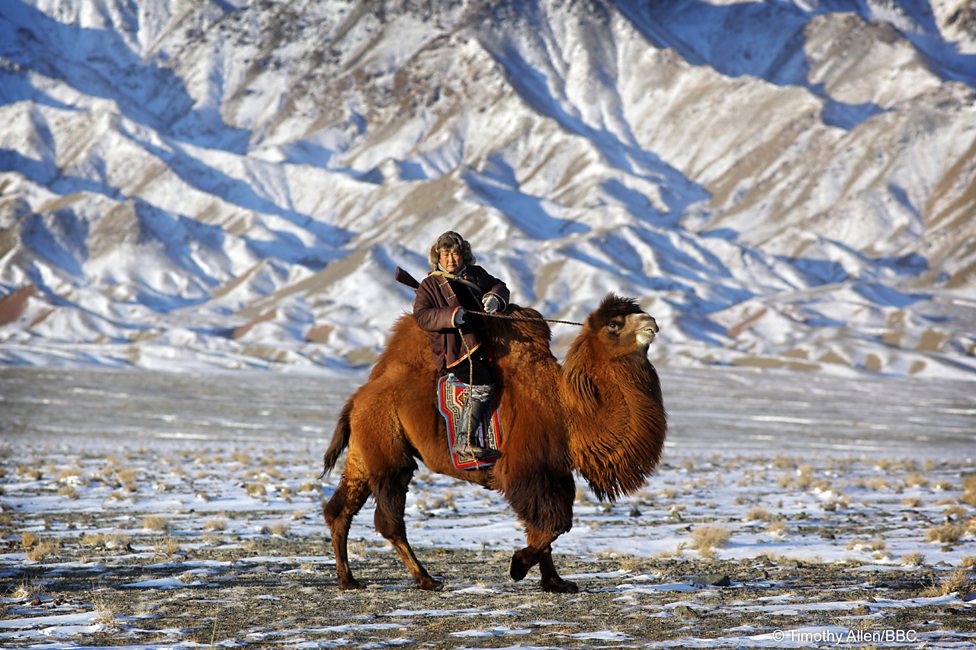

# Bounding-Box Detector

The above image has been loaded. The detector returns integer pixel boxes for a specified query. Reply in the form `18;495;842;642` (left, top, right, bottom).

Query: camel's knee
323;493;343;526
324;478;369;529
374;508;405;541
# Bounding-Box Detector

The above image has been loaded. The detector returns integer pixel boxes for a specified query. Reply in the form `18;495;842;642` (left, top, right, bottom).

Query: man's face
439;248;462;273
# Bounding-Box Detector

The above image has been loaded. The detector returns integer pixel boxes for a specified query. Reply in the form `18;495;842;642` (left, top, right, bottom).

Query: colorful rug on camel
437;374;503;471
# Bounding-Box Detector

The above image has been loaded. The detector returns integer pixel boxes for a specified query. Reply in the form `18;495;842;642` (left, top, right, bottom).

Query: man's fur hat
428;231;476;268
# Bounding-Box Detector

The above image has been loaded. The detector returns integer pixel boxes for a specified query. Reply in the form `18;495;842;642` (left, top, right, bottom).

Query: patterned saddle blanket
437;374;503;471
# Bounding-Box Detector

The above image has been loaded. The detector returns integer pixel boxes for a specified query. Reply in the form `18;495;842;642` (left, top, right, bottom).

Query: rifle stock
394;266;420;289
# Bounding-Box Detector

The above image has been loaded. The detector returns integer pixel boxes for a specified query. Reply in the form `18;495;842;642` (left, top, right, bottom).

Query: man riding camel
413;231;509;461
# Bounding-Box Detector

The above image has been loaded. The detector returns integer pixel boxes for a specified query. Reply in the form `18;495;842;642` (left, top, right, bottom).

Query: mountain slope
1;0;974;377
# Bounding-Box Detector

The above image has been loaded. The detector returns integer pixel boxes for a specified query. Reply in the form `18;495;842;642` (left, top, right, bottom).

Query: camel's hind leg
510;529;578;593
323;472;371;590
372;469;442;591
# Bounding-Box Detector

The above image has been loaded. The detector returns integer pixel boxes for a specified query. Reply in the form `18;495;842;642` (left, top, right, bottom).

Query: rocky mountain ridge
1;0;974;377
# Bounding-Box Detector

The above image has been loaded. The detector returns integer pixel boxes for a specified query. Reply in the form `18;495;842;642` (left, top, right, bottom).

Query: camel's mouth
636;315;659;346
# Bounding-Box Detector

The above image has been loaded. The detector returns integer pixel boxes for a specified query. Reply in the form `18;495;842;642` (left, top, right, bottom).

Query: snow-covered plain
2;365;974;646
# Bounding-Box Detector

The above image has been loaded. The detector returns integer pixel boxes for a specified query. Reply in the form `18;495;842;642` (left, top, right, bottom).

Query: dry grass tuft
245;483;266;499
298;480;319;494
904;472;929;488
765;521;787;537
55;467;86;484
79;533;130;550
142;516;169;532
921;569;975;598
57;485;78;499
746;507;773;522
20;531;38;549
961;473;976;507
901;552;925;567
204;517;227;532
690;524;731;557
942;504;968;520
12;580;43;601
926;523;964;545
154;537;181;556
269;522;289;537
92;595;116;627
26;538;62;561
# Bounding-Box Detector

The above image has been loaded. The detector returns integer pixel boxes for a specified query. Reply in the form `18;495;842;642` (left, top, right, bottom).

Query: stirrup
466;445;501;462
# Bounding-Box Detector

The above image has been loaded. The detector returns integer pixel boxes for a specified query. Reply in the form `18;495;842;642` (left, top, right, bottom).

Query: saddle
437;374;503;470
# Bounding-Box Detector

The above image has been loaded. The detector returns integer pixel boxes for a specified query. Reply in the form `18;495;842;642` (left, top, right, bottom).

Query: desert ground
2;366;974;647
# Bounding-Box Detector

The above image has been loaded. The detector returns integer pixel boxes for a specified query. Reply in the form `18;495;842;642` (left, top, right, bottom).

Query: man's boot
456;383;500;461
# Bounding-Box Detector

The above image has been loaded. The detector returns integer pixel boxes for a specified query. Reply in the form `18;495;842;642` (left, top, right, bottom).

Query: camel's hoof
339;578;366;590
417;577;443;591
510;552;530;582
542;578;579;594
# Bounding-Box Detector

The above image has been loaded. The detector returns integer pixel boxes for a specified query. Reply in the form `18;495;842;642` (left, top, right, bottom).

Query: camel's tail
321;397;354;477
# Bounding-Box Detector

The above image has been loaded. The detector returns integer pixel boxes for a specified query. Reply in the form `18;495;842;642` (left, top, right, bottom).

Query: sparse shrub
960;473;976;507
58;485;78;500
846;538;887;553
245;483;266;499
116;468;139;488
92;596;115;627
901;552;925;567
12;580;43;601
901;497;922;508
20;531;38;548
921;569;975;598
690;524;731;557
925;523;964;545
960;556;976;569
746;507;772;522
17;466;43;481
204;517;227;532
765;521;787;537
142;516;169;532
154;537;181;556
26;538;61;561
269;522;289;537
904;472;929;488
944;504;967;519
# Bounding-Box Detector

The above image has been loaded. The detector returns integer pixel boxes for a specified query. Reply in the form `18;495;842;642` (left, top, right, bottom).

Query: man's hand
482;295;501;313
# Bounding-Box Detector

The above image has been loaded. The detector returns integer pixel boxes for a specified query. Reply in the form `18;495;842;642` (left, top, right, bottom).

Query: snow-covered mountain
1;0;974;378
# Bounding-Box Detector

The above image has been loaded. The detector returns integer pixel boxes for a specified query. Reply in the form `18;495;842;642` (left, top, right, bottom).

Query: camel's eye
607;320;620;331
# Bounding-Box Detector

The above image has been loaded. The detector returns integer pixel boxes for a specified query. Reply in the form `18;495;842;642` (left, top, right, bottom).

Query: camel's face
585;293;660;357
635;313;659;348
601;311;658;354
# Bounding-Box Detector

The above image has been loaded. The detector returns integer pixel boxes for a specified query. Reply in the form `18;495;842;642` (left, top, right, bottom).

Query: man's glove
482;294;502;313
453;308;466;326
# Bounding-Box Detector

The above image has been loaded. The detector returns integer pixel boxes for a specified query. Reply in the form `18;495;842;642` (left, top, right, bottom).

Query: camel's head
586;293;659;356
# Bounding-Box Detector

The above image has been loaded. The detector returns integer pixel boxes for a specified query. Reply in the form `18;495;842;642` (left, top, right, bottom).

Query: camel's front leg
510;528;576;592
372;470;442;591
538;546;578;593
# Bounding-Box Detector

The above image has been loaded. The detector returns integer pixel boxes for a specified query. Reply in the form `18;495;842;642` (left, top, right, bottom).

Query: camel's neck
560;341;667;502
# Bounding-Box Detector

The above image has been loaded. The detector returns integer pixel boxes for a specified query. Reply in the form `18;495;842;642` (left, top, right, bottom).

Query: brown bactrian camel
321;293;666;593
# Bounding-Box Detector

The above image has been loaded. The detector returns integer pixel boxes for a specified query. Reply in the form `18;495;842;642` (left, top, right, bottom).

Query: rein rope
472;311;584;327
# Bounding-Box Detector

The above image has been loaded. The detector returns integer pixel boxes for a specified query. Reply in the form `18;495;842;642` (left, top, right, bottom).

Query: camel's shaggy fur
321;293;666;592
